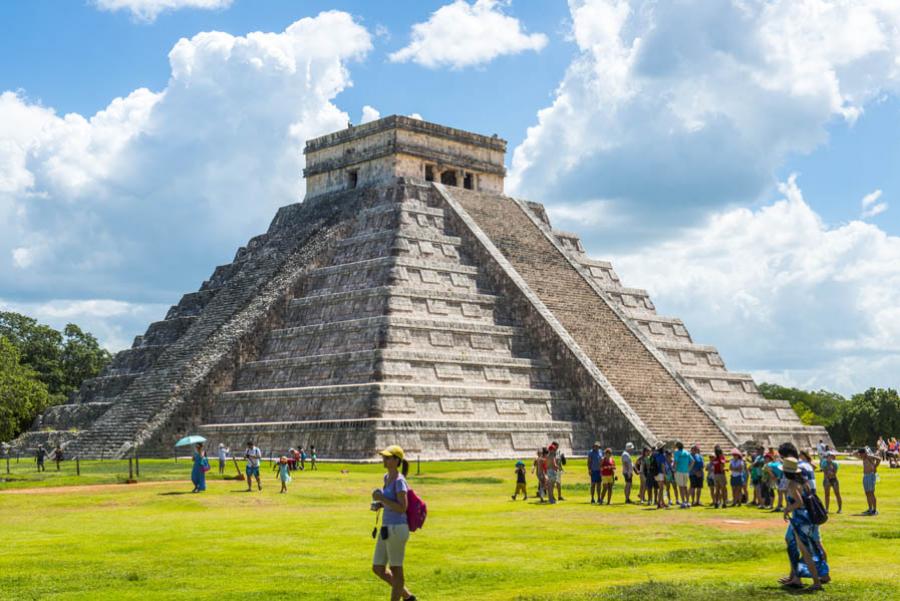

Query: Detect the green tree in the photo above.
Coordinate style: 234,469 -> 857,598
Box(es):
0,312 -> 110,403
758,383 -> 846,427
0,337 -> 52,442
837,388 -> 900,447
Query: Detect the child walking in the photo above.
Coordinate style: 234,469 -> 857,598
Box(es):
512,460 -> 528,500
277,456 -> 292,493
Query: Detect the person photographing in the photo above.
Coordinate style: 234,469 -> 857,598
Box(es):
371,445 -> 417,601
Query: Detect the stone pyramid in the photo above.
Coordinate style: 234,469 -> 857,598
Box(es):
17,116 -> 830,459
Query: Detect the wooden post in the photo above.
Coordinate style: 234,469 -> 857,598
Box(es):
5,454 -> 9,475
76,456 -> 80,477
134,444 -> 140,477
128,457 -> 135,483
417,455 -> 421,476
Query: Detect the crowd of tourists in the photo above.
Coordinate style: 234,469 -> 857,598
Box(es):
507,437 -> 890,593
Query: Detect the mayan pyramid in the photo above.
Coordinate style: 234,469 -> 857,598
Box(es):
16,116 -> 831,459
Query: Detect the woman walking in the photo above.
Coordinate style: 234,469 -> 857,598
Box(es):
780,457 -> 829,591
191,443 -> 208,493
371,445 -> 417,601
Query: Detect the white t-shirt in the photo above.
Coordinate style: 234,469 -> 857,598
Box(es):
218,447 -> 228,461
245,446 -> 262,467
621,451 -> 633,475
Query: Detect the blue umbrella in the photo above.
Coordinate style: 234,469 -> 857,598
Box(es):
175,435 -> 207,447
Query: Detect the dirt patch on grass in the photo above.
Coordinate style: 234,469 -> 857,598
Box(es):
706,518 -> 783,532
0,480 -> 191,495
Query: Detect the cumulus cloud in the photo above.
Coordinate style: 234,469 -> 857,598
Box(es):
861,189 -> 888,218
360,105 -> 381,124
389,0 -> 547,69
93,0 -> 232,22
611,175 -> 900,395
0,11 -> 372,347
508,0 -> 900,247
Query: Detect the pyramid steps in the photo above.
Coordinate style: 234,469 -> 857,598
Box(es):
440,185 -> 736,451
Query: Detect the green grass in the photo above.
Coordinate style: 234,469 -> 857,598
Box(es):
1,460 -> 898,600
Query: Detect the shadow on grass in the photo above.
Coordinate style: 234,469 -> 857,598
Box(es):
157,491 -> 193,496
515,579 -> 898,600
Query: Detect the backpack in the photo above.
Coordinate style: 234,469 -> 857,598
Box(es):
803,491 -> 828,525
406,489 -> 427,532
560,453 -> 567,466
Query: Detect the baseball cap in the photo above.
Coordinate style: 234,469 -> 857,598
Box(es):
379,445 -> 405,461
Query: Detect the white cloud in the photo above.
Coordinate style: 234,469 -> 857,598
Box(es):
360,105 -> 380,124
389,0 -> 547,69
861,189 -> 888,218
508,0 -> 900,245
0,12 -> 372,318
93,0 -> 232,22
611,175 -> 900,395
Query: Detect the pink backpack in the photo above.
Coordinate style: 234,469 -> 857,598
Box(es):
406,489 -> 427,532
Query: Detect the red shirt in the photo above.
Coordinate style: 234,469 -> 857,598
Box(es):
713,455 -> 727,474
601,456 -> 615,477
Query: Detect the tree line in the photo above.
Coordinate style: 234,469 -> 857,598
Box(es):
759,382 -> 900,447
0,311 -> 111,442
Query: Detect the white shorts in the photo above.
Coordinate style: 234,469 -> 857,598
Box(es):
675,472 -> 690,487
654,474 -> 666,483
373,524 -> 409,567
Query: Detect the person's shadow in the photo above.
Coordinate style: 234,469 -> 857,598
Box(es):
158,491 -> 193,496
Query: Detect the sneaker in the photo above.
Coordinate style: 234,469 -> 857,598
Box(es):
590,499 -> 596,504
511,495 -> 516,500
836,509 -> 841,514
872,510 -> 879,516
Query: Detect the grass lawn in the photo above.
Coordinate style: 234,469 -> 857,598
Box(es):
1,458 -> 898,600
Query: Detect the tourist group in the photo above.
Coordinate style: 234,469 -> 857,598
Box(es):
188,440 -> 318,494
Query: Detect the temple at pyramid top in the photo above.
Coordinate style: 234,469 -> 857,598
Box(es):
303,115 -> 507,198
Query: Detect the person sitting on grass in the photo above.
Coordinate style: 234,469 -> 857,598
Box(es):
512,460 -> 527,500
587,442 -> 602,504
244,440 -> 262,492
371,445 -> 417,601
820,451 -> 841,514
729,449 -> 746,507
858,447 -> 881,516
191,443 -> 208,493
277,456 -> 292,494
673,441 -> 692,509
780,457 -> 829,592
689,444 -> 704,507
599,447 -> 615,505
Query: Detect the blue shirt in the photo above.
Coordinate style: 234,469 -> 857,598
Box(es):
381,474 -> 409,526
767,461 -> 783,479
653,451 -> 667,474
690,453 -> 704,475
674,449 -> 692,473
587,449 -> 602,472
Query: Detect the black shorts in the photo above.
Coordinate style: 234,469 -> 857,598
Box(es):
624,474 -> 632,484
689,474 -> 704,488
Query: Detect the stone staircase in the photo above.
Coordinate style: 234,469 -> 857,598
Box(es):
16,187 -> 369,458
440,186 -> 737,452
197,181 -> 588,459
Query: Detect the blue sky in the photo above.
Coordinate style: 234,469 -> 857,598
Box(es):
1,0 -> 899,395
